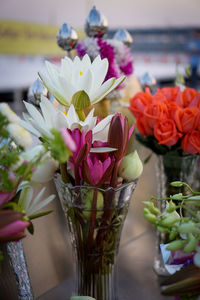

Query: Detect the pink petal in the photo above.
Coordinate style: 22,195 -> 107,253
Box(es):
60,128 -> 76,152
0,220 -> 29,237
0,192 -> 14,206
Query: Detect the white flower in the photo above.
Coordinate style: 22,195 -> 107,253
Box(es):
39,54 -> 125,106
0,103 -> 20,123
22,145 -> 59,183
7,123 -> 32,149
18,185 -> 55,217
21,95 -> 113,142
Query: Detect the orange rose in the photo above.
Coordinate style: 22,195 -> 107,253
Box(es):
137,115 -> 154,136
154,119 -> 182,146
129,90 -> 152,117
181,130 -> 200,154
165,101 -> 180,119
182,88 -> 199,107
144,101 -> 169,128
188,93 -> 200,109
174,107 -> 200,133
160,86 -> 182,105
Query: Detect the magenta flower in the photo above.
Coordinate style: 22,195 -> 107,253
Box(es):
0,210 -> 29,242
82,155 -> 114,186
0,192 -> 14,206
60,128 -> 77,152
108,113 -> 133,161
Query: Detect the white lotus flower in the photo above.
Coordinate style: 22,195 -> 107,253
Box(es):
39,54 -> 125,106
21,95 -> 113,142
21,145 -> 59,183
18,185 -> 55,217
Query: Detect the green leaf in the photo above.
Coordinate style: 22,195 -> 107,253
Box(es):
27,221 -> 34,235
29,210 -> 53,220
170,181 -> 184,187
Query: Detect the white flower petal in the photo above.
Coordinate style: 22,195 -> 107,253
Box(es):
90,78 -> 115,104
91,57 -> 108,91
90,147 -> 117,153
66,104 -> 79,128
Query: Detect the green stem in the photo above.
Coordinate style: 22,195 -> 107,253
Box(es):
60,163 -> 69,183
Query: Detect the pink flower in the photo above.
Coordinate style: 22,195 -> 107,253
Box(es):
60,128 -> 76,152
0,210 -> 29,242
0,192 -> 14,206
108,113 -> 133,161
82,155 -> 114,186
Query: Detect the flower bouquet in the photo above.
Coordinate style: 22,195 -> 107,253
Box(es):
144,181 -> 200,299
129,86 -> 200,275
19,54 -> 143,299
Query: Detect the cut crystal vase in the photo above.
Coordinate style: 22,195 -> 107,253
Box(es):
54,173 -> 137,300
154,153 -> 198,276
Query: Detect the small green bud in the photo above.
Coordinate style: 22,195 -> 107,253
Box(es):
149,202 -> 160,215
160,215 -> 180,227
178,222 -> 200,235
167,240 -> 186,251
71,90 -> 91,110
157,226 -> 169,233
171,193 -> 183,201
119,150 -> 143,181
170,181 -> 184,187
144,212 -> 157,224
166,200 -> 177,213
143,207 -> 150,214
184,233 -> 198,253
169,228 -> 178,240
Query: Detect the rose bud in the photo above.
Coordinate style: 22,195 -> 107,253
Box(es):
118,150 -> 143,181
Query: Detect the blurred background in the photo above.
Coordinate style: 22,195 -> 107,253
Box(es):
0,0 -> 200,104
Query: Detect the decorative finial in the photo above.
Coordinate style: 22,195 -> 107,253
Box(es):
56,23 -> 78,55
85,6 -> 108,38
27,79 -> 48,106
140,72 -> 157,91
113,29 -> 133,47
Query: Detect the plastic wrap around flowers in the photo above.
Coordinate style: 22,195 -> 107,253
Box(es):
77,37 -> 133,88
129,86 -> 200,155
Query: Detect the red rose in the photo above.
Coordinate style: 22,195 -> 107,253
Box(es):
182,88 -> 199,107
174,107 -> 200,133
137,115 -> 154,136
188,93 -> 200,109
154,119 -> 182,146
181,130 -> 200,154
160,86 -> 182,105
129,90 -> 152,117
165,101 -> 180,119
143,100 -> 169,128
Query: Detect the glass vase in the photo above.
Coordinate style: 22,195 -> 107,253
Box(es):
54,173 -> 137,300
154,153 -> 198,276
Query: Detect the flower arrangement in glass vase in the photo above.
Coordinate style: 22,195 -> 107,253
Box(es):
129,85 -> 200,275
143,181 -> 200,300
21,53 -> 143,300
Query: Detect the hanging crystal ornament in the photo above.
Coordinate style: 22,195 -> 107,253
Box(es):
27,78 -> 48,107
139,72 -> 157,92
113,29 -> 133,47
85,6 -> 108,38
56,23 -> 78,57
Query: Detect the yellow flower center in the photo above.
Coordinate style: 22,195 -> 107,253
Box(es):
80,71 -> 83,76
